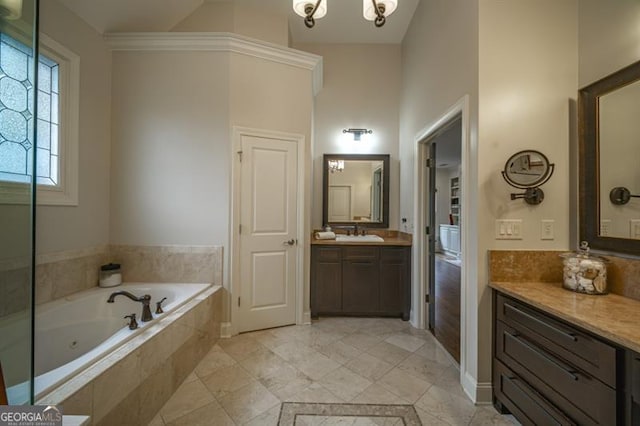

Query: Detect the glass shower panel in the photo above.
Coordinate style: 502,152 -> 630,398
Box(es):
0,0 -> 38,405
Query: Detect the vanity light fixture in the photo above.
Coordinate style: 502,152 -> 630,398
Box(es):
0,0 -> 22,19
293,0 -> 398,29
343,128 -> 373,141
328,159 -> 345,173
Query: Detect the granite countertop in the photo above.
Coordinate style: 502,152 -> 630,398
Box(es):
490,280 -> 640,353
311,230 -> 412,246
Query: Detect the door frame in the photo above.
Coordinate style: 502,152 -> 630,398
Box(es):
230,126 -> 306,335
413,94 -> 471,388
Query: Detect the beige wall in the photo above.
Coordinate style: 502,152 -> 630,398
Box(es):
171,1 -> 289,46
34,0 -> 112,254
229,53 -> 314,316
579,0 -> 640,241
399,0 -> 480,395
109,51 -> 230,247
109,48 -> 314,321
477,0 -> 578,399
295,43 -> 401,230
579,0 -> 640,87
400,0 -> 578,402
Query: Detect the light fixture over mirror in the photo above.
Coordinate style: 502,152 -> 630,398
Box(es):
343,128 -> 373,141
293,0 -> 398,28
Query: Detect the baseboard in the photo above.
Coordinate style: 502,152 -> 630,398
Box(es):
462,371 -> 493,404
301,311 -> 311,325
220,322 -> 235,338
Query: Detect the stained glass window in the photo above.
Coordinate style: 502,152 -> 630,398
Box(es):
0,33 -> 59,186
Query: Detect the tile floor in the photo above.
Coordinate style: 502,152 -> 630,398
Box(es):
149,317 -> 518,426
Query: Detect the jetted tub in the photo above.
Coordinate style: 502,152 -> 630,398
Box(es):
2,282 -> 212,404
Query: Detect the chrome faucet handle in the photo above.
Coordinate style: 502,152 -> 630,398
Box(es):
124,314 -> 138,330
155,297 -> 167,314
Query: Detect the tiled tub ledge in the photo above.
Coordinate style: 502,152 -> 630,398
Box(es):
37,285 -> 223,426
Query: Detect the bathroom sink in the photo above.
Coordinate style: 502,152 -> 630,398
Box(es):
335,235 -> 384,242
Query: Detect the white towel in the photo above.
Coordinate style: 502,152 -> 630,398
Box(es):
315,231 -> 336,240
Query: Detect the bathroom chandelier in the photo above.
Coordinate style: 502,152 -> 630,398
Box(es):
293,0 -> 398,28
328,159 -> 345,173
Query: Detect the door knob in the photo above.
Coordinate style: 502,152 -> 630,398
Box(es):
284,239 -> 296,246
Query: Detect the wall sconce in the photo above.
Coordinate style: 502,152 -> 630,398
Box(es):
342,128 -> 373,141
293,0 -> 397,29
502,150 -> 554,205
0,0 -> 22,20
328,159 -> 344,173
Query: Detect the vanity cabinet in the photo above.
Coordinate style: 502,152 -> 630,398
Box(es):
311,245 -> 410,320
493,292 -> 625,425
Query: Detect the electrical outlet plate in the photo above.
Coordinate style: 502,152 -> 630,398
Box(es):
541,220 -> 554,240
495,219 -> 523,240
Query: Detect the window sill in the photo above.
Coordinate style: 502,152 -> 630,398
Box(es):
0,181 -> 78,206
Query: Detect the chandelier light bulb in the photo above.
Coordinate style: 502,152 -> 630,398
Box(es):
362,0 -> 398,21
293,0 -> 327,19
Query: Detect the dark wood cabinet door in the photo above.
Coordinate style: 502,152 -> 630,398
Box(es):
379,248 -> 405,315
314,261 -> 342,313
342,260 -> 379,313
311,247 -> 342,316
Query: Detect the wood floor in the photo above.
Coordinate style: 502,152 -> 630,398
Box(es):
432,255 -> 461,363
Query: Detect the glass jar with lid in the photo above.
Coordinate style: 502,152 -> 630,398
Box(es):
99,263 -> 122,288
560,242 -> 608,295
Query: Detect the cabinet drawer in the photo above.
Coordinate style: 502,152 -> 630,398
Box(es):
496,321 -> 617,425
315,247 -> 341,262
494,360 -> 576,426
496,294 -> 617,387
380,247 -> 406,263
343,246 -> 378,260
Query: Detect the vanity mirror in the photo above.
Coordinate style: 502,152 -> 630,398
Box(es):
322,154 -> 390,228
580,60 -> 640,255
501,150 -> 554,205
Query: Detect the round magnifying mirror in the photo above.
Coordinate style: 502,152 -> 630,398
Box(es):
502,150 -> 553,189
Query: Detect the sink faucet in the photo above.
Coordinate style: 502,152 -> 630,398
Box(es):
354,223 -> 359,235
107,291 -> 153,322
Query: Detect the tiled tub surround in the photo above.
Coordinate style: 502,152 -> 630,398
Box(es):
110,245 -> 223,285
489,250 -> 640,301
0,244 -> 224,315
37,284 -> 223,426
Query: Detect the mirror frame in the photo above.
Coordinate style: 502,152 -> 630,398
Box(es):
322,154 -> 390,229
579,59 -> 640,255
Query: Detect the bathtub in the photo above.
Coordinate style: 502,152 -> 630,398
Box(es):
2,282 -> 212,404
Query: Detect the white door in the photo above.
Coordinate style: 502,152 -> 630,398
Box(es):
238,135 -> 298,332
328,185 -> 351,221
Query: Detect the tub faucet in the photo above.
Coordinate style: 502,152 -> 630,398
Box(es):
107,291 -> 153,322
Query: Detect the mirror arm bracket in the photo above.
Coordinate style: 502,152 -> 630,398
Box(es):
610,187 -> 640,205
510,188 -> 545,205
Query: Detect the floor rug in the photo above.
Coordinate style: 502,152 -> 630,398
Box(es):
277,402 -> 422,425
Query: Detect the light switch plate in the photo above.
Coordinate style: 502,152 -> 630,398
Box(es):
630,220 -> 640,240
600,219 -> 612,237
541,220 -> 554,240
495,219 -> 523,240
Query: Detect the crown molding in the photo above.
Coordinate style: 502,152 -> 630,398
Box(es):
105,32 -> 323,95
